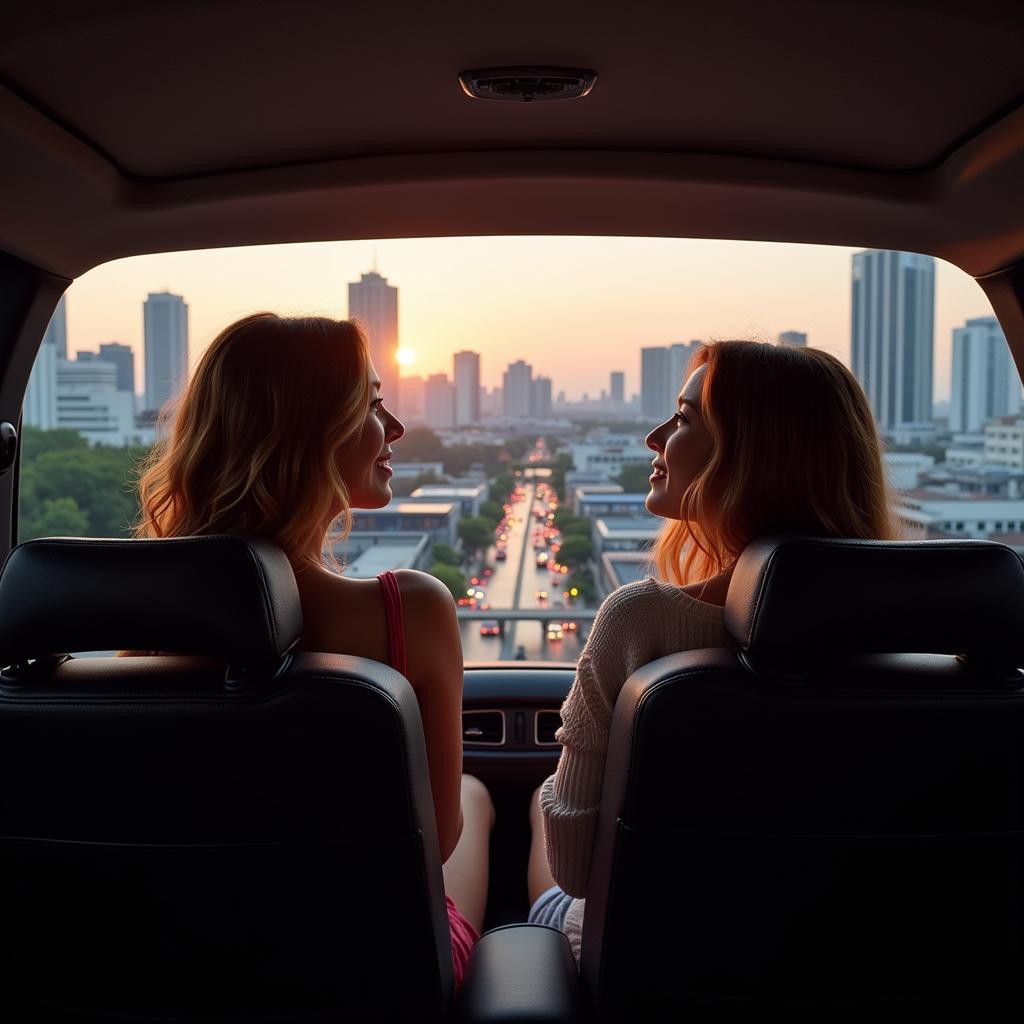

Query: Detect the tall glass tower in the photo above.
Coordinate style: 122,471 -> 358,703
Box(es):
348,270 -> 399,413
143,291 -> 189,413
851,250 -> 935,434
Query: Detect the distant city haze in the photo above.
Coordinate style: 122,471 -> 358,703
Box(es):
62,236 -> 995,403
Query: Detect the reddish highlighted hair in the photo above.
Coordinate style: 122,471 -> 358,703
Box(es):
654,340 -> 897,585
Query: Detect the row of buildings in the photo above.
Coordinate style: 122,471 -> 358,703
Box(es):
25,292 -> 188,446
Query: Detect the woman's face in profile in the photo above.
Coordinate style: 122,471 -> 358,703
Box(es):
337,362 -> 405,510
644,364 -> 715,520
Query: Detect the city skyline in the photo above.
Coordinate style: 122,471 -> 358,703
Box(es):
56,236 -> 995,402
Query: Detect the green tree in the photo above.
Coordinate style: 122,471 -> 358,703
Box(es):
478,500 -> 503,525
390,470 -> 443,498
458,516 -> 494,556
553,510 -> 592,537
19,434 -> 149,541
615,462 -> 654,494
493,471 -> 516,499
428,562 -> 468,601
432,542 -> 461,566
397,428 -> 445,463
557,534 -> 594,568
20,496 -> 89,540
568,565 -> 599,604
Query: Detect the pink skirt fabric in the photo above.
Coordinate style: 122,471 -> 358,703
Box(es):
446,894 -> 479,989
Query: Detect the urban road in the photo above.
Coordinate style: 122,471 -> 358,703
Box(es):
458,482 -> 588,665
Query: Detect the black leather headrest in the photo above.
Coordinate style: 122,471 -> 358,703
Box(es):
0,536 -> 302,666
725,536 -> 1024,675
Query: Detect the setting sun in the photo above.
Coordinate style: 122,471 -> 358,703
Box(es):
396,347 -> 416,367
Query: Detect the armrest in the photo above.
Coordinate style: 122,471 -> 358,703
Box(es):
455,923 -> 586,1023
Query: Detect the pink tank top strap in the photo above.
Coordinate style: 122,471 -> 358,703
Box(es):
377,570 -> 408,677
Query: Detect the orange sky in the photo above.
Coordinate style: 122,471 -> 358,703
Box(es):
62,236 -> 995,402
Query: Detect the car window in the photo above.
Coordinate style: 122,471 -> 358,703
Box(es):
19,236 -> 1010,663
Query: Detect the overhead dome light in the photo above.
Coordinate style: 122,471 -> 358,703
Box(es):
458,66 -> 597,103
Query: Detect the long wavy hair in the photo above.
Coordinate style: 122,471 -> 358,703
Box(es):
135,312 -> 371,566
654,340 -> 897,585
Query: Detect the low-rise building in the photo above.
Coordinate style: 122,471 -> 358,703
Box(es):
571,484 -> 623,516
884,452 -> 935,491
599,552 -> 652,595
409,482 -> 489,518
895,493 -> 1024,540
576,492 -> 650,519
945,435 -> 986,468
984,417 -> 1024,470
333,531 -> 433,577
569,436 -> 652,480
352,501 -> 460,547
917,464 -> 1024,499
593,514 -> 661,556
390,461 -> 445,481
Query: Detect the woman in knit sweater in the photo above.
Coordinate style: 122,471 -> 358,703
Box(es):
527,339 -> 896,960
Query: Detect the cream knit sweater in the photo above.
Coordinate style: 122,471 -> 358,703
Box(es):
539,576 -> 729,956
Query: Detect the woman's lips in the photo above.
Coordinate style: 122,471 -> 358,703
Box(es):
375,460 -> 393,477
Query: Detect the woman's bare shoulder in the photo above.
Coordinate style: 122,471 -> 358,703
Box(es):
393,568 -> 456,605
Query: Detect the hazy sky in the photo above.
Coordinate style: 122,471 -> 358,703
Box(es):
63,236 -> 994,402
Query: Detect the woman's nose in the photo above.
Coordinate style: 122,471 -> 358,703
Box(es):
387,413 -> 406,442
646,425 -> 665,452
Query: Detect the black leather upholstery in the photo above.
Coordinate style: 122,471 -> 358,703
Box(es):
0,536 -> 302,666
583,538 -> 1024,1021
457,925 -> 585,1023
726,536 -> 1024,677
0,538 -> 455,1022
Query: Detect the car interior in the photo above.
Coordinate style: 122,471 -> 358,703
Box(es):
2,2 -> 1024,1020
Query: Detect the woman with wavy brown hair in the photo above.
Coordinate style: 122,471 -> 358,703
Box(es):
525,339 -> 897,960
134,312 -> 491,986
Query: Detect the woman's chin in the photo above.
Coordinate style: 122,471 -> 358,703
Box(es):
645,488 -> 676,520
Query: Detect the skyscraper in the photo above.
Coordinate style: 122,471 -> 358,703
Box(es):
424,374 -> 455,429
348,270 -> 399,413
42,295 -> 68,359
950,316 -> 1020,432
502,360 -> 533,418
641,347 -> 669,420
531,376 -> 553,419
99,342 -> 136,394
453,350 -> 481,425
143,291 -> 189,412
399,374 -> 426,423
610,371 -> 625,405
641,342 -> 700,420
778,330 -> 808,347
851,250 -> 935,433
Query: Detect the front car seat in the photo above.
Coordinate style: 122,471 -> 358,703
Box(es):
582,537 -> 1024,1022
0,535 -> 456,1022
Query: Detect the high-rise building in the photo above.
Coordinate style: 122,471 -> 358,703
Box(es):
348,270 -> 399,413
42,295 -> 68,359
851,250 -> 935,433
531,376 -> 553,419
24,342 -> 58,429
60,358 -> 118,391
99,342 -> 136,394
502,360 -> 533,418
453,350 -> 481,425
641,347 -> 669,419
951,316 -> 1020,433
610,371 -> 625,405
399,374 -> 426,423
424,373 -> 455,429
641,342 -> 700,419
778,330 -> 808,347
144,291 -> 189,412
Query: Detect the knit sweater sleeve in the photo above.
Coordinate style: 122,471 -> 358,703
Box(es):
538,583 -> 649,897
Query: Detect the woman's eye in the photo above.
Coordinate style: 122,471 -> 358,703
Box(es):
674,411 -> 686,425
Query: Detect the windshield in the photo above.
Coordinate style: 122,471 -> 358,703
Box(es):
19,236 -> 1008,662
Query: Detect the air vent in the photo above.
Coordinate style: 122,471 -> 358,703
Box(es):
463,709 -> 505,746
458,67 -> 597,103
535,710 -> 562,746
